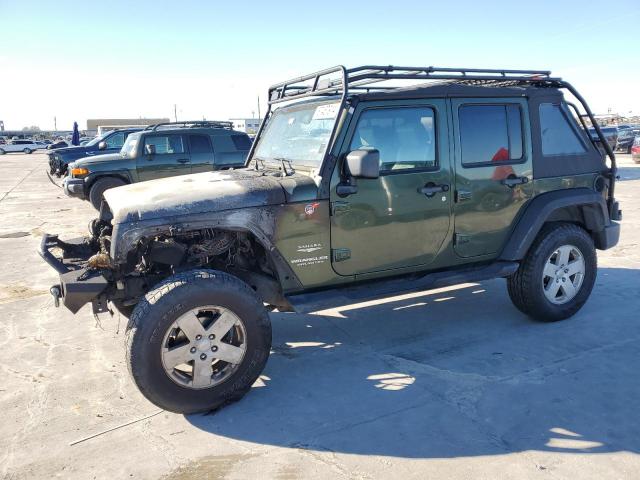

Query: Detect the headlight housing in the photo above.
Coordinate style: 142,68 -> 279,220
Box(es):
70,167 -> 89,178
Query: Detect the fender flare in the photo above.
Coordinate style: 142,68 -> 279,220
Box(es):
86,171 -> 132,192
500,188 -> 610,261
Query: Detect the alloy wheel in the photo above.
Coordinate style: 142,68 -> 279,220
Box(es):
542,244 -> 585,305
160,305 -> 247,389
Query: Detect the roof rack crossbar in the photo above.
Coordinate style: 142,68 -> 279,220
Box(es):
267,65 -> 560,105
145,120 -> 234,131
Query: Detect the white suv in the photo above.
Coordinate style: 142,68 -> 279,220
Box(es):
0,139 -> 47,154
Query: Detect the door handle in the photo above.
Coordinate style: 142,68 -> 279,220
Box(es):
418,182 -> 449,198
501,175 -> 529,188
177,158 -> 190,164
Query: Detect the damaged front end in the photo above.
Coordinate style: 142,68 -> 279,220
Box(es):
39,233 -> 113,314
39,212 -> 293,316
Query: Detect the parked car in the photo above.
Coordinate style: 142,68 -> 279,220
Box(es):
63,121 -> 251,209
632,136 -> 640,163
47,140 -> 68,150
588,126 -> 618,151
616,127 -> 640,153
47,128 -> 142,177
0,139 -> 47,154
40,65 -> 620,414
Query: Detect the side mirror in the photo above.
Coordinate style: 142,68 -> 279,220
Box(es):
98,141 -> 107,150
145,144 -> 156,156
345,149 -> 380,179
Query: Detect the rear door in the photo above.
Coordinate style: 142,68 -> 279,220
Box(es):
188,134 -> 215,173
330,99 -> 452,275
136,133 -> 190,181
451,98 -> 533,257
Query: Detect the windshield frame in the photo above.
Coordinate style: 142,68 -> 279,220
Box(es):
250,96 -> 344,171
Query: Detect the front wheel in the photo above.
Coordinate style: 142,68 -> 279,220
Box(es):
23,148 -> 32,154
125,269 -> 272,414
88,177 -> 127,210
0,148 -> 5,155
507,223 -> 597,322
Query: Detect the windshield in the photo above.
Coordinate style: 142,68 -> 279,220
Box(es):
121,132 -> 141,157
85,132 -> 114,147
253,100 -> 341,168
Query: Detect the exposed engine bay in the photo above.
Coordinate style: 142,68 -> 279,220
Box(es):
73,218 -> 291,313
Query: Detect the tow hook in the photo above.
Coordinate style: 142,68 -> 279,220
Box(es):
50,285 -> 62,308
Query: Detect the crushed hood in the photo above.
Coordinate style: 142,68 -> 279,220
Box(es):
104,169 -> 291,224
51,145 -> 89,155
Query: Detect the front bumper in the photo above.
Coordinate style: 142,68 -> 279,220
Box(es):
38,234 -> 109,313
63,177 -> 87,199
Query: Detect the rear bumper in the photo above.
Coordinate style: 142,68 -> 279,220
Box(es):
63,178 -> 87,199
594,221 -> 620,251
38,234 -> 109,313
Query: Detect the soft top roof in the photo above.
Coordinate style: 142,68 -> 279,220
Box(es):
354,82 -> 563,101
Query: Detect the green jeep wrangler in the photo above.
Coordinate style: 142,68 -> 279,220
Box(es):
40,66 -> 621,414
63,121 -> 252,209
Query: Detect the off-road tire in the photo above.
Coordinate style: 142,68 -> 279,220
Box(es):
507,223 -> 597,322
88,177 -> 126,210
23,148 -> 32,154
125,269 -> 272,414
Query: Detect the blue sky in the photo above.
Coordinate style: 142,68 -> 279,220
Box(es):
2,0 -> 639,130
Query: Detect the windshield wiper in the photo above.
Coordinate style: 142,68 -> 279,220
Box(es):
253,157 -> 266,171
273,157 -> 295,177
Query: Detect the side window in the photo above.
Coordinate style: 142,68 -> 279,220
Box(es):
349,107 -> 437,172
211,135 -> 234,152
539,103 -> 586,156
459,104 -> 523,166
189,134 -> 213,154
231,134 -> 252,151
105,132 -> 125,149
144,135 -> 185,155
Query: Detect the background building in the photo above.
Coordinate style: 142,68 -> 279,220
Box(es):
230,118 -> 262,136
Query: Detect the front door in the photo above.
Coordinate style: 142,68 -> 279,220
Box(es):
136,134 -> 191,181
450,98 -> 533,257
330,100 -> 451,276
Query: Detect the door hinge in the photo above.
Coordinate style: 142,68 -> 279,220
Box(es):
332,248 -> 351,262
330,201 -> 350,216
454,233 -> 471,245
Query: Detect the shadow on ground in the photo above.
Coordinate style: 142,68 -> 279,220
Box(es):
186,267 -> 640,459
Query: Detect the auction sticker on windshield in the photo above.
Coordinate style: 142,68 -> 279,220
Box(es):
312,103 -> 340,120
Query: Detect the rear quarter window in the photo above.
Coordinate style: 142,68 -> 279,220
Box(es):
231,134 -> 252,151
539,103 -> 587,156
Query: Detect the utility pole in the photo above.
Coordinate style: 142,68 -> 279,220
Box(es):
174,104 -> 178,122
54,116 -> 57,131
257,96 -> 261,120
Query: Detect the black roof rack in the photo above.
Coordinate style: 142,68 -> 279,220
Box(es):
268,65 -> 563,105
144,120 -> 234,131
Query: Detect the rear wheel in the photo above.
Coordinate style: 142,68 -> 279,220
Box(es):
507,223 -> 597,322
88,177 -> 127,210
125,269 -> 271,414
23,148 -> 32,154
0,148 -> 5,155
